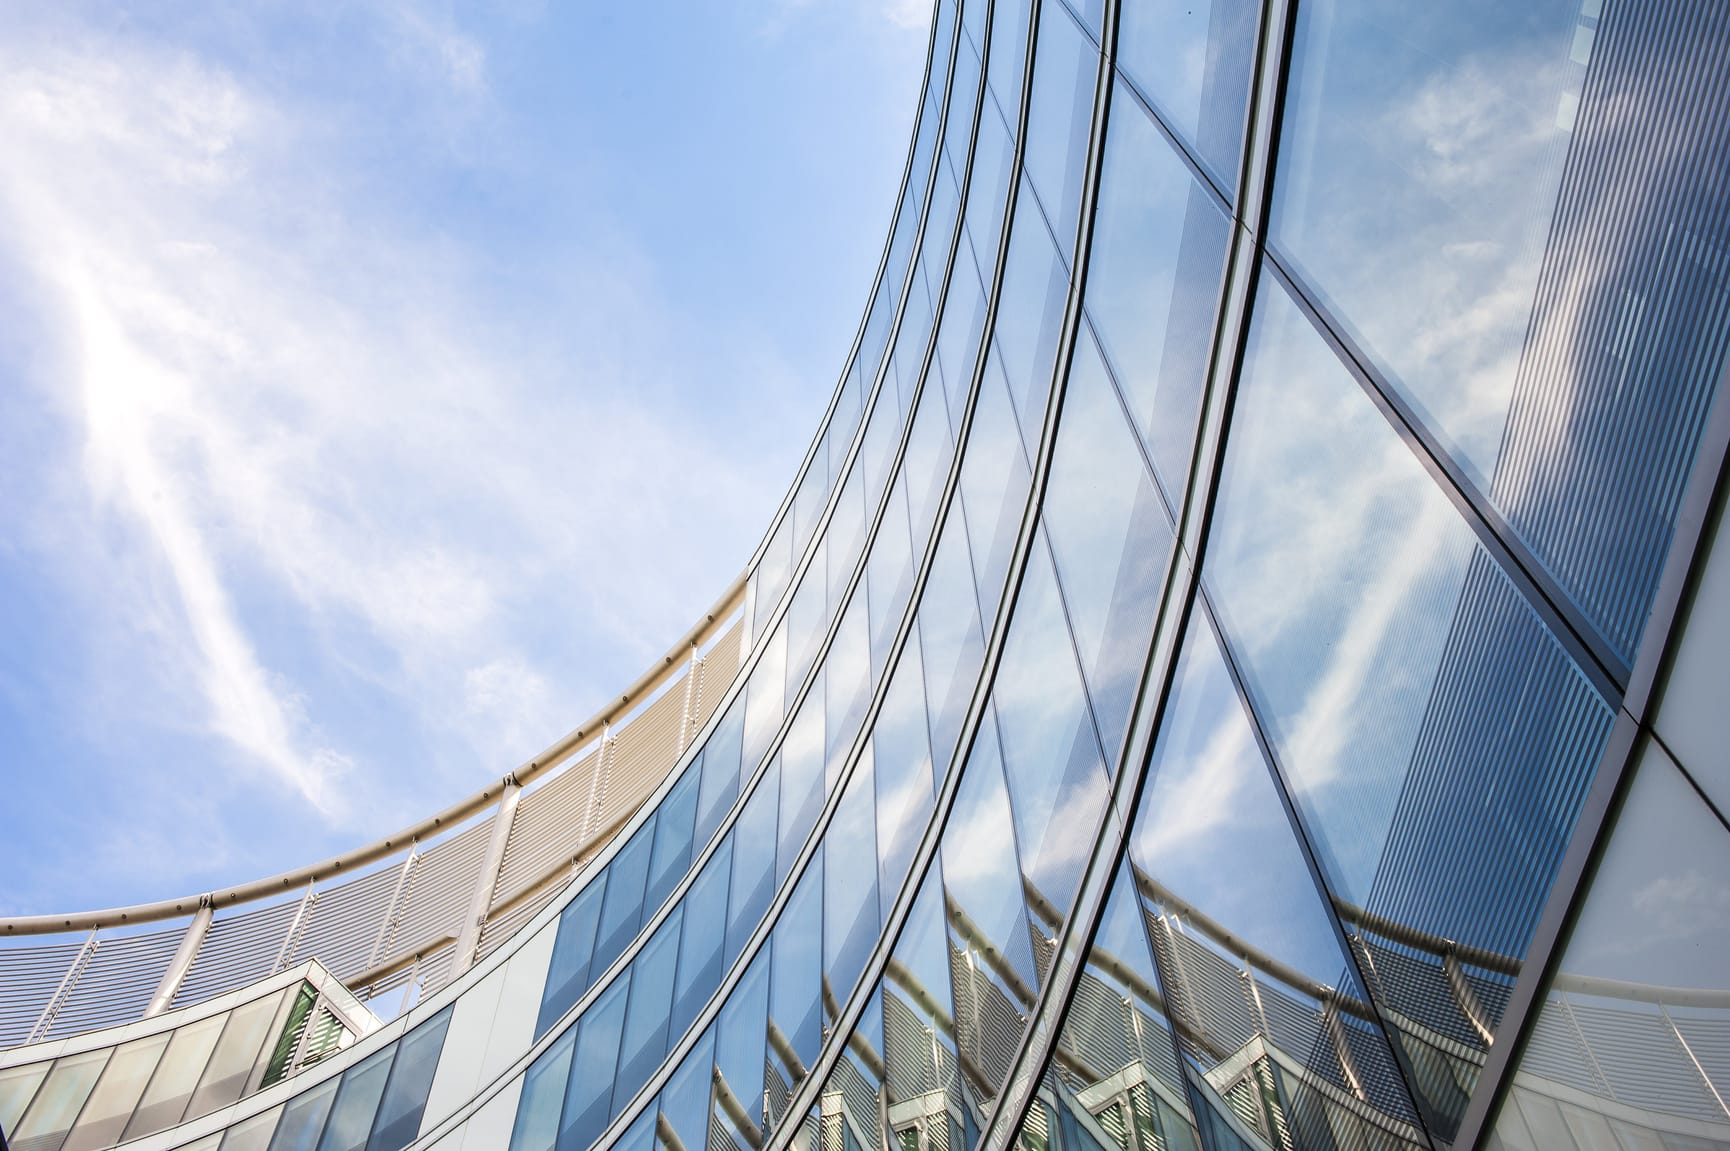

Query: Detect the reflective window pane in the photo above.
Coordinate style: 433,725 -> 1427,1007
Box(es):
778,686 -> 827,885
1205,279 -> 1614,1136
509,1027 -> 575,1151
645,765 -> 701,911
987,0 -> 1033,134
916,515 -> 986,768
266,1075 -> 339,1151
941,717 -> 1041,1059
990,544 -> 1110,915
656,1026 -> 717,1151
872,644 -> 936,899
316,1045 -> 395,1151
694,697 -> 746,847
592,822 -> 655,977
714,951 -> 772,1144
1023,1 -> 1098,259
866,477 -> 916,682
222,1105 -> 282,1151
189,991 -> 284,1120
1083,82 -> 1229,506
63,1036 -> 166,1151
671,841 -> 731,1044
1041,330 -> 1174,761
1273,0 -> 1730,663
742,622 -> 789,773
0,1063 -> 49,1136
1130,616 -> 1424,1149
823,758 -> 881,999
125,1013 -> 226,1139
991,189 -> 1070,444
767,862 -> 825,1124
539,873 -> 607,1038
727,756 -> 782,967
960,358 -> 1034,616
1116,0 -> 1257,190
613,909 -> 683,1111
558,972 -> 631,1151
367,1005 -> 452,1151
1492,741 -> 1730,1150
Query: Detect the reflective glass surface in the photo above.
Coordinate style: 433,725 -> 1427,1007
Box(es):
1116,0 -> 1257,191
1491,741 -> 1730,1150
1206,279 -> 1615,1135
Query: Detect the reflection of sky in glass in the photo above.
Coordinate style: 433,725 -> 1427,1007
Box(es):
1274,0 -> 1588,491
1117,0 -> 1258,193
1559,743 -> 1730,990
1131,619 -> 1356,987
1204,279 -> 1474,902
1022,0 -> 1097,262
1083,84 -> 1229,507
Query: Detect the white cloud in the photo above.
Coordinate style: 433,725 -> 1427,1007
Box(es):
0,9 -> 781,834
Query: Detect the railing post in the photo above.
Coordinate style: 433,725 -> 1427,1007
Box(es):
144,900 -> 213,1018
274,883 -> 318,974
677,643 -> 702,754
453,776 -> 522,976
28,929 -> 99,1043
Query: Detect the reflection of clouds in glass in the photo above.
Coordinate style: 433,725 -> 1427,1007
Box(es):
1207,282 -> 1477,899
1559,743 -> 1730,990
1276,3 -> 1582,488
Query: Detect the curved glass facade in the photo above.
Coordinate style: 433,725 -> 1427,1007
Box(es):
4,2 -> 1730,1151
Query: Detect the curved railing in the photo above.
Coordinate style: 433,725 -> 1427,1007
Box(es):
0,576 -> 745,1046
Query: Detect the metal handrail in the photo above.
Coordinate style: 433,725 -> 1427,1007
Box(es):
0,573 -> 744,938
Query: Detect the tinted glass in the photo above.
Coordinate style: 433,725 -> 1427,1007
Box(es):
62,1036 -> 166,1151
557,973 -> 630,1151
1023,1 -> 1098,258
509,1027 -> 575,1151
367,1005 -> 452,1151
671,838 -> 730,1037
1117,0 -> 1257,190
538,873 -> 607,1038
315,1045 -> 395,1151
592,824 -> 654,976
1083,83 -> 1230,506
266,1076 -> 338,1151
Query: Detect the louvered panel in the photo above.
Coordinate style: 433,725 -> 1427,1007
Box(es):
594,685 -> 689,834
492,748 -> 601,906
282,864 -> 399,982
477,875 -> 571,963
694,622 -> 746,732
1672,1014 -> 1730,1107
1354,941 -> 1480,1049
172,898 -> 300,1010
1158,925 -> 1255,1059
1517,1000 -> 1612,1098
830,1048 -> 881,1145
0,941 -> 83,1047
389,819 -> 493,960
1570,1000 -> 1726,1124
45,928 -> 181,1039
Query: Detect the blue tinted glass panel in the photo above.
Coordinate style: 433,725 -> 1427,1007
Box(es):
1117,0 -> 1256,191
987,0 -> 1032,134
784,557 -> 828,701
742,622 -> 789,773
935,238 -> 988,432
316,1046 -> 394,1151
1023,1 -> 1098,258
727,756 -> 782,966
916,516 -> 986,767
613,908 -> 683,1111
645,766 -> 700,911
960,357 -> 1033,615
267,1077 -> 338,1151
557,973 -> 630,1151
941,719 -> 1040,1014
825,598 -> 872,791
823,758 -> 880,998
991,187 -> 1069,441
965,106 -> 1015,281
990,543 -> 1109,912
1273,0 -> 1730,663
366,1005 -> 452,1151
715,951 -> 772,1141
1084,82 -> 1230,505
656,1027 -> 717,1151
1041,329 -> 1173,760
510,1026 -> 574,1151
671,838 -> 731,1039
1131,615 -> 1423,1146
871,644 -> 936,899
866,478 -> 916,682
777,689 -> 827,884
769,860 -> 825,1089
902,363 -> 958,556
694,697 -> 745,846
1206,279 -> 1614,1137
539,872 -> 606,1038
592,823 -> 654,977
828,466 -> 868,617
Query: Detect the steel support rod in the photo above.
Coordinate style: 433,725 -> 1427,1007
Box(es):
144,901 -> 213,1018
453,776 -> 522,975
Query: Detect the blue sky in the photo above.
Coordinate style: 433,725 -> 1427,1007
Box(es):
0,0 -> 926,914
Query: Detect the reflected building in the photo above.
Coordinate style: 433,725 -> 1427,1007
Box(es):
3,1 -> 1730,1150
